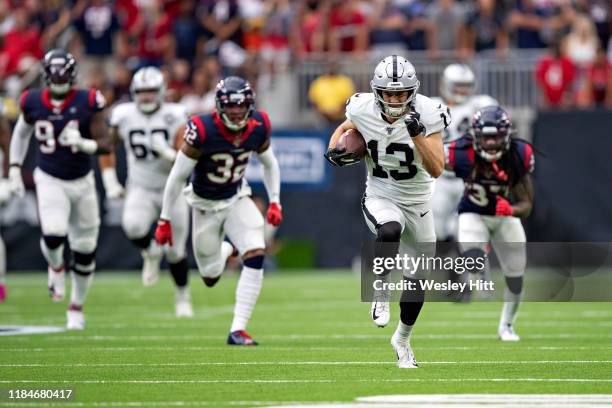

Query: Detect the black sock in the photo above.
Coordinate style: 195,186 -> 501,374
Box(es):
169,258 -> 189,288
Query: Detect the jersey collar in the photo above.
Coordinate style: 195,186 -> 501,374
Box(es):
213,111 -> 261,147
42,88 -> 77,113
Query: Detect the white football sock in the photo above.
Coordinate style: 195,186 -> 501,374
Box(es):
230,266 -> 263,332
392,320 -> 413,345
175,285 -> 190,300
0,235 -> 5,284
70,272 -> 93,307
499,287 -> 521,329
40,239 -> 64,270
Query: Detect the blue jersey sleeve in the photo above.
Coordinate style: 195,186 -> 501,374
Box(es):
183,115 -> 206,150
448,136 -> 475,181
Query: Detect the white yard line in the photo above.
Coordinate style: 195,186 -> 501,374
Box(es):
1,360 -> 611,368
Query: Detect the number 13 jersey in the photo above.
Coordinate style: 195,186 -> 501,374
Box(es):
110,102 -> 187,190
345,93 -> 450,206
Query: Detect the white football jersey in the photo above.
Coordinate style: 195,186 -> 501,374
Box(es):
346,93 -> 449,206
431,94 -> 498,143
110,102 -> 187,190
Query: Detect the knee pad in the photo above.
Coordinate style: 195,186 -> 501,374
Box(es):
43,235 -> 65,250
166,246 -> 187,264
130,236 -> 151,250
376,221 -> 402,243
72,251 -> 96,275
505,276 -> 523,295
243,254 -> 264,270
198,256 -> 224,279
122,218 -> 150,241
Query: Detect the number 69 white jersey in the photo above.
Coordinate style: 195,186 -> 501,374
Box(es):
345,93 -> 450,206
110,102 -> 187,190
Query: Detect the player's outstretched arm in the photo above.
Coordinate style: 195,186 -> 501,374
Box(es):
257,141 -> 282,226
508,174 -> 533,218
155,144 -> 199,246
7,114 -> 34,197
88,111 -> 112,154
98,126 -> 124,199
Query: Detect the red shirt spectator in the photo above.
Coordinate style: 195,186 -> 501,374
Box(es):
137,6 -> 172,63
536,49 -> 576,108
586,48 -> 611,107
328,1 -> 367,53
0,8 -> 42,78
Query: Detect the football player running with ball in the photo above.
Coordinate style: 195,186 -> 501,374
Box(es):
8,49 -> 112,329
326,55 -> 450,368
154,76 -> 282,345
100,67 -> 194,317
447,106 -> 534,341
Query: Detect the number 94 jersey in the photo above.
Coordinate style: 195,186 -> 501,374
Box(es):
110,102 -> 187,189
183,110 -> 271,201
346,93 -> 449,206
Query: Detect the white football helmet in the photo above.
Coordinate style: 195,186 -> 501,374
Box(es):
440,63 -> 476,105
130,67 -> 166,113
371,55 -> 420,119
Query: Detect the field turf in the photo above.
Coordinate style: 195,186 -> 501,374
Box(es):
0,271 -> 611,407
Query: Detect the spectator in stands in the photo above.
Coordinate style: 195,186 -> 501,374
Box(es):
171,0 -> 204,62
33,0 -> 71,50
199,0 -> 244,51
563,14 -> 600,107
135,0 -> 172,67
583,43 -> 611,108
293,0 -> 328,59
427,0 -> 466,56
400,0 -> 436,55
583,0 -> 610,51
259,0 -> 294,79
72,0 -> 123,82
460,0 -> 509,58
507,0 -> 547,49
368,0 -> 409,58
327,0 -> 368,56
535,37 -> 576,109
0,7 -> 42,79
308,58 -> 355,126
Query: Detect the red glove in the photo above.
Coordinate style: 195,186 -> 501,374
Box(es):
266,203 -> 283,226
495,196 -> 514,217
154,219 -> 173,246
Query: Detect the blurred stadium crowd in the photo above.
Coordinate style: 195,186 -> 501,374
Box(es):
0,0 -> 609,122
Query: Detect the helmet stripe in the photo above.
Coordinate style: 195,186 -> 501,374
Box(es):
392,55 -> 398,81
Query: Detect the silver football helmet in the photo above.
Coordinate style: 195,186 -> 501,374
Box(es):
130,66 -> 166,113
371,55 -> 419,119
440,63 -> 476,105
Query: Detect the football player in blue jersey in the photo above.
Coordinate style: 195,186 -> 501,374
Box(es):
0,112 -> 10,302
8,49 -> 113,329
154,76 -> 282,345
447,106 -> 534,341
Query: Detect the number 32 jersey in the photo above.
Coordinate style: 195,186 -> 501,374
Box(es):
184,110 -> 270,201
345,93 -> 449,206
110,102 -> 187,190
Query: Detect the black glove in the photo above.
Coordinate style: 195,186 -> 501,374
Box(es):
404,110 -> 426,138
324,147 -> 359,167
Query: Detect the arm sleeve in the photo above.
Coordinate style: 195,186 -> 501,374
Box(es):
9,115 -> 34,166
159,151 -> 197,220
257,146 -> 281,204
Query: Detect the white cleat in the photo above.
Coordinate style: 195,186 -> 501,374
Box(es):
66,306 -> 85,330
391,337 -> 419,368
370,301 -> 390,327
141,243 -> 162,287
498,325 -> 520,341
48,265 -> 65,302
175,290 -> 193,318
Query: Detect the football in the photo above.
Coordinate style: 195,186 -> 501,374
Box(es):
337,128 -> 366,161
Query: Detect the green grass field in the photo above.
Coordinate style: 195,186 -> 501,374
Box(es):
1,271 -> 611,407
